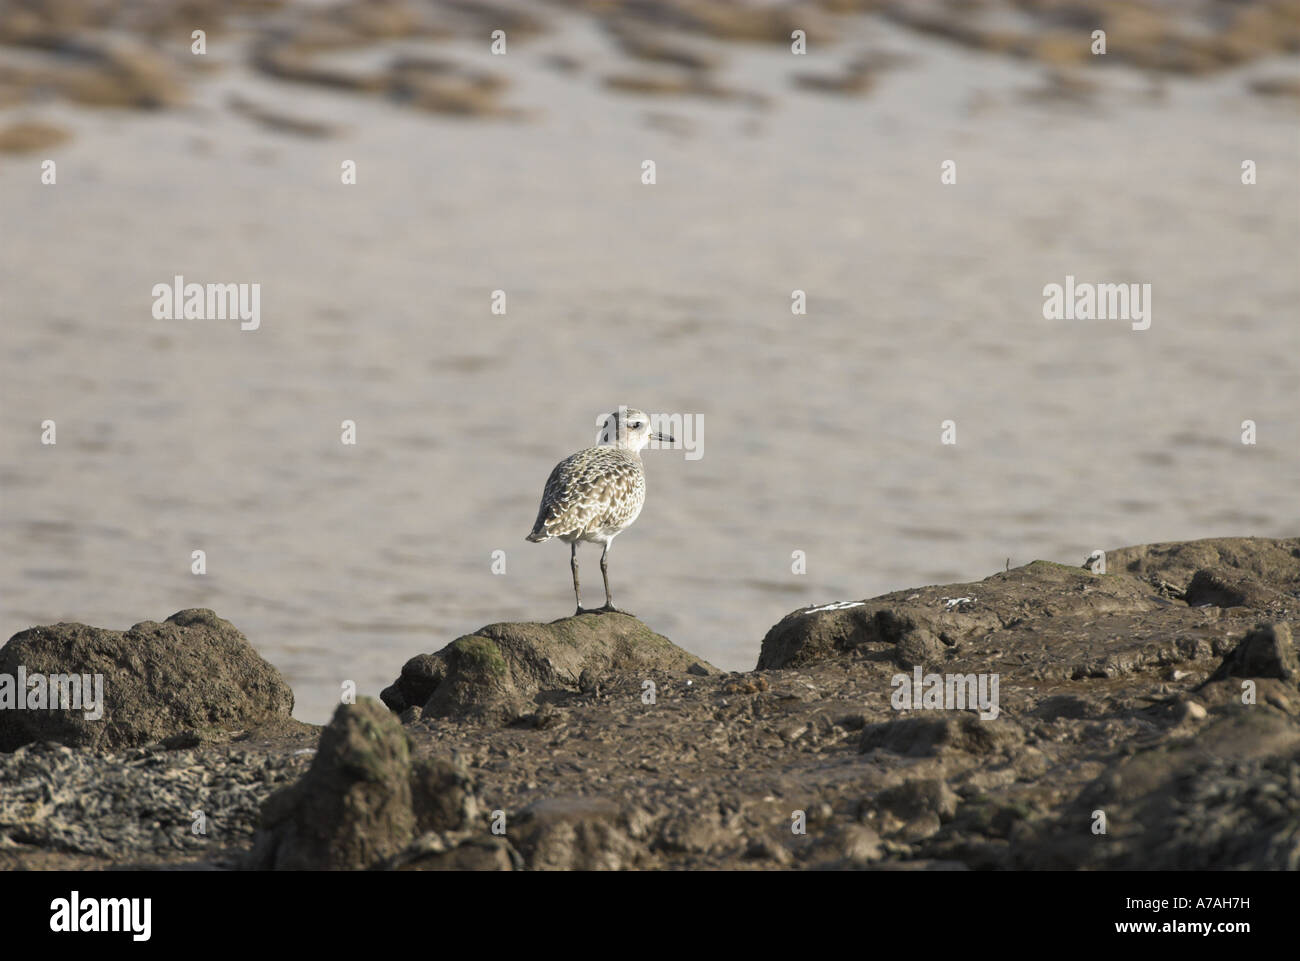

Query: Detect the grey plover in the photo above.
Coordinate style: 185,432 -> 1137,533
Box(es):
526,406 -> 674,615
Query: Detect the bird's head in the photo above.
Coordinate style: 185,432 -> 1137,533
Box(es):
598,406 -> 674,452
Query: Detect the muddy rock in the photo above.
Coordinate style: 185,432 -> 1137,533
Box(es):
656,811 -> 731,855
383,653 -> 446,713
859,714 -> 1024,758
385,831 -> 518,871
804,823 -> 884,868
1184,569 -> 1291,612
761,540 -> 1300,679
511,796 -> 647,870
1108,536 -> 1300,595
6,537 -> 1300,870
874,778 -> 961,823
381,613 -> 716,723
758,558 -> 1166,670
249,700 -> 508,871
1012,708 -> 1300,870
410,754 -> 481,833
250,699 -> 416,870
1203,622 -> 1298,686
0,609 -> 295,753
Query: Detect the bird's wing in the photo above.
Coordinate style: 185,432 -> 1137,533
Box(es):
531,449 -> 640,537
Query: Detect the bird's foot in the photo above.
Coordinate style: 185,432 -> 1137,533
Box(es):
574,604 -> 634,617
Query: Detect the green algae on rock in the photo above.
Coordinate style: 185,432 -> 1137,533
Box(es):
381,612 -> 716,723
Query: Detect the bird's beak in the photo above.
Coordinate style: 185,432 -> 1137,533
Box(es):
653,432 -> 675,444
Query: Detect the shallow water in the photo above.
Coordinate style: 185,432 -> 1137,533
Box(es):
2,19 -> 1297,722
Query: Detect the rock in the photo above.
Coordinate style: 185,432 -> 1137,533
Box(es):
250,699 -> 417,870
1185,569 -> 1288,611
722,675 -> 769,695
656,813 -> 729,855
743,836 -> 793,864
6,537 -> 1300,871
859,715 -> 1023,758
0,609 -> 295,752
421,634 -> 530,723
894,627 -> 948,669
834,712 -> 869,731
1176,700 -> 1208,723
1203,623 -> 1298,685
511,702 -> 562,730
777,721 -> 808,743
250,701 -> 506,871
381,613 -> 715,722
1018,709 -> 1300,870
758,559 -> 1163,670
385,832 -> 517,871
159,730 -> 203,750
511,796 -> 646,870
410,755 -> 480,834
758,603 -> 883,669
875,778 -> 961,823
1108,537 -> 1300,594
381,654 -> 445,714
899,812 -> 943,842
807,824 -> 883,867
839,824 -> 884,863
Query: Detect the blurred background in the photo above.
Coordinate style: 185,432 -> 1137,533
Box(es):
1,0 -> 1298,723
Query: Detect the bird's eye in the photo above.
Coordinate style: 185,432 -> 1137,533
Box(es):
630,422 -> 642,429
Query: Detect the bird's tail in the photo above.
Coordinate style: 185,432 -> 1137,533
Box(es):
525,528 -> 550,543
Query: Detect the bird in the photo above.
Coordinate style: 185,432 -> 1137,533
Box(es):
526,406 -> 674,616
1082,550 -> 1106,574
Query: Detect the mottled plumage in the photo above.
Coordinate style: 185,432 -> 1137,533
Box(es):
526,406 -> 674,615
528,446 -> 646,543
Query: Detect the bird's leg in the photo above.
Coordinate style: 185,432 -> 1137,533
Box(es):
571,541 -> 584,616
600,543 -> 612,609
597,543 -> 631,615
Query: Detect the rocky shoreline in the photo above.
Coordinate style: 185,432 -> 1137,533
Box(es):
1,535 -> 1298,870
